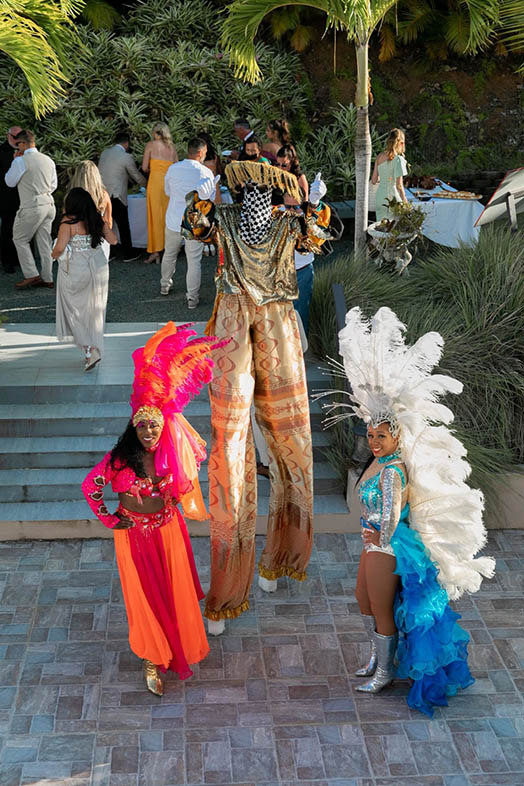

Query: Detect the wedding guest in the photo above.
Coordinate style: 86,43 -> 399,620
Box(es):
239,136 -> 270,164
229,118 -> 254,160
371,128 -> 408,222
262,119 -> 291,163
98,131 -> 146,262
160,137 -> 214,307
0,125 -> 21,273
66,161 -> 112,259
199,132 -> 223,204
276,145 -> 309,203
5,129 -> 57,289
141,123 -> 178,264
53,188 -> 117,371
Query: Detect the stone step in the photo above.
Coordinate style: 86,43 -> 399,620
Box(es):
0,493 -> 350,524
0,359 -> 330,404
0,430 -> 333,470
0,399 -> 327,437
0,462 -> 341,503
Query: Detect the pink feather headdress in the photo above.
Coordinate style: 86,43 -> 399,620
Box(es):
130,322 -> 228,520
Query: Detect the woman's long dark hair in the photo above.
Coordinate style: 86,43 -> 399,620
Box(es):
277,144 -> 302,177
110,420 -> 147,477
62,187 -> 104,248
268,118 -> 291,146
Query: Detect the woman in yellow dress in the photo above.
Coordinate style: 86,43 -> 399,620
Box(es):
141,123 -> 178,264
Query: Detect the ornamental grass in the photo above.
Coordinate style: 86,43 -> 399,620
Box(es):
310,225 -> 524,505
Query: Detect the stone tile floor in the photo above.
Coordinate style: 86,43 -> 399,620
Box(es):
1,531 -> 523,786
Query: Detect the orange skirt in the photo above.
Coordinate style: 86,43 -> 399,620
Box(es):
113,501 -> 209,676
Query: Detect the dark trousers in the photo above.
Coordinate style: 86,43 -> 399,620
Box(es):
0,209 -> 20,272
294,263 -> 314,335
111,197 -> 133,254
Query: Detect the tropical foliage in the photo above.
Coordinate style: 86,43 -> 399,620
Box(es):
0,0 -> 84,117
309,225 -> 524,500
378,0 -> 524,64
0,0 -> 310,181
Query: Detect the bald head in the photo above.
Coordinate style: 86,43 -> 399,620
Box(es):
7,126 -> 22,149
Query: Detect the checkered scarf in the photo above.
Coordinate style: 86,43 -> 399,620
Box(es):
239,185 -> 273,245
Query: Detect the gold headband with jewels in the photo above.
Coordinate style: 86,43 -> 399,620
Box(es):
132,405 -> 165,429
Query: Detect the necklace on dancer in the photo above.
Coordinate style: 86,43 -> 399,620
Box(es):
378,451 -> 401,464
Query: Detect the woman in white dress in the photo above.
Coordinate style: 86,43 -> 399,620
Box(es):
66,161 -> 113,260
53,188 -> 117,371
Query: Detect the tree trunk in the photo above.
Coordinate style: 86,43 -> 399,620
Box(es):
354,40 -> 372,255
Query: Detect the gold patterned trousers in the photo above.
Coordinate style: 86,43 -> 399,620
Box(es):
204,294 -> 314,620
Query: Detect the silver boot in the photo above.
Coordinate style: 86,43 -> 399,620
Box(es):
355,631 -> 398,693
355,615 -> 377,677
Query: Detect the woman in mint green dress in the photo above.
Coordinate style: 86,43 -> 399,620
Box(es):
371,129 -> 408,221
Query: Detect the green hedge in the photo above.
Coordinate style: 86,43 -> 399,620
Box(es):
0,0 -> 383,199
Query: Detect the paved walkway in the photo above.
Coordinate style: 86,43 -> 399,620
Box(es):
1,530 -> 523,786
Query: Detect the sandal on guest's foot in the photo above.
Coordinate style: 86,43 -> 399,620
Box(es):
84,346 -> 101,371
143,254 -> 160,265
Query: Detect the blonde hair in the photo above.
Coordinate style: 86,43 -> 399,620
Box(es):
151,122 -> 174,148
385,128 -> 405,161
67,160 -> 106,212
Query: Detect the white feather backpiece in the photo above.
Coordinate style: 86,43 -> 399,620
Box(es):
336,306 -> 495,600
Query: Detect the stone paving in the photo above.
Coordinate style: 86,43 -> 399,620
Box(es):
1,530 -> 523,786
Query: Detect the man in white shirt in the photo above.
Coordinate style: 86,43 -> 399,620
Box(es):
98,131 -> 146,262
5,129 -> 57,289
160,137 -> 214,307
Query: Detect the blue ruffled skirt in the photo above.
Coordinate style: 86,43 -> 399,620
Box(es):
391,505 -> 474,717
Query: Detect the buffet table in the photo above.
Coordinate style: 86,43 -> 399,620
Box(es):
128,193 -> 148,248
405,180 -> 483,248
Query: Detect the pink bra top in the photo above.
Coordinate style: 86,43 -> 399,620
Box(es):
82,452 -> 176,529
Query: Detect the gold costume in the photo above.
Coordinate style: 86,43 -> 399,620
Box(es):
183,170 -> 342,620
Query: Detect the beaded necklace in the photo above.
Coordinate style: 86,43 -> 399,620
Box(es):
378,451 -> 401,464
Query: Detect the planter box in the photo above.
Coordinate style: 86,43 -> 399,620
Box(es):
346,467 -> 524,531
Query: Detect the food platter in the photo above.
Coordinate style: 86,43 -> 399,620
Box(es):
431,190 -> 482,200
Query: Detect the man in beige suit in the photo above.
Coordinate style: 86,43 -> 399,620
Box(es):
5,129 -> 57,289
98,131 -> 146,262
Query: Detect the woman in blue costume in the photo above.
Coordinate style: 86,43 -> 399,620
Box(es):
322,307 -> 495,717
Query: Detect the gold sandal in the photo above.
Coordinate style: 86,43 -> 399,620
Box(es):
143,659 -> 163,696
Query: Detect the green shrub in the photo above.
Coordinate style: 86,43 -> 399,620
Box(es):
0,1 -> 381,199
0,0 -> 311,182
310,225 -> 524,502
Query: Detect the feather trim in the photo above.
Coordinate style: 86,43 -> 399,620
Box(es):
330,306 -> 495,599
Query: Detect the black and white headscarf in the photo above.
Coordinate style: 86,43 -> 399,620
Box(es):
239,184 -> 272,245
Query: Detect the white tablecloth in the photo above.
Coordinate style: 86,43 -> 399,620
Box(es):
406,181 -> 483,248
127,193 -> 148,248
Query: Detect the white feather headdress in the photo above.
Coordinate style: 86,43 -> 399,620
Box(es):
324,306 -> 495,600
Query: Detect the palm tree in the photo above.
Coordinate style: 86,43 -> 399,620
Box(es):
221,0 -> 500,252
0,0 -> 84,118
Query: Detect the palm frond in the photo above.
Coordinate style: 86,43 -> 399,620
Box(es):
498,0 -> 524,54
453,0 -> 499,54
370,0 -> 403,31
221,0 -> 370,83
0,0 -> 84,117
81,0 -> 120,30
378,21 -> 396,60
397,0 -> 435,44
